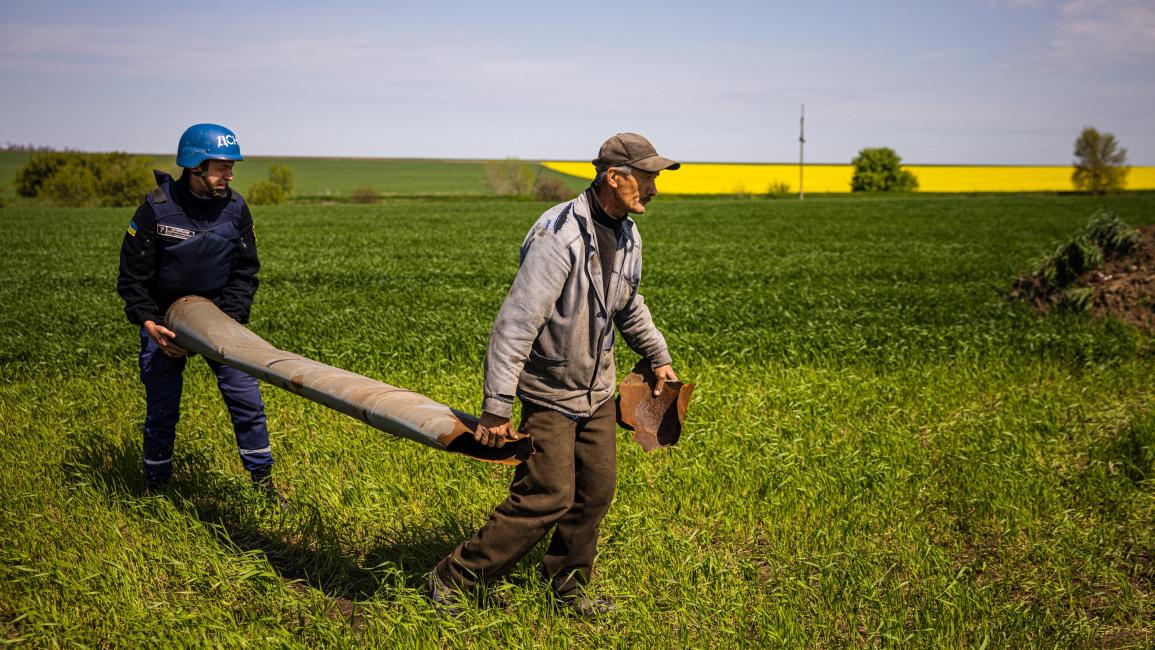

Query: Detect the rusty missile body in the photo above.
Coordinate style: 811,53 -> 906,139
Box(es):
165,295 -> 531,464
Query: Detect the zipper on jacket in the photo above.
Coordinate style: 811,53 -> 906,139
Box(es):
585,231 -> 607,408
583,219 -> 631,408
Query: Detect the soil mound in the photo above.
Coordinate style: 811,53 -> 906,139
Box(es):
1013,222 -> 1155,333
1088,224 -> 1155,331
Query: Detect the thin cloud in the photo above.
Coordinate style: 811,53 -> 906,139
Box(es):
1052,0 -> 1155,63
0,22 -> 585,100
988,0 -> 1050,8
0,23 -> 409,77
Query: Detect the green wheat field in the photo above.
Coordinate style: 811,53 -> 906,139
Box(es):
1,185 -> 1153,646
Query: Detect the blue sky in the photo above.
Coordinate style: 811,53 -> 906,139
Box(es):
1,0 -> 1152,164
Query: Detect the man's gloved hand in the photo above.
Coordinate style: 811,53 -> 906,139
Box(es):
474,411 -> 526,448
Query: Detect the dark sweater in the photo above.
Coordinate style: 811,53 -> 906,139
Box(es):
584,187 -> 624,298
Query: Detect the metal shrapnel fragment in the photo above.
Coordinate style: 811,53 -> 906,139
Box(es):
616,361 -> 695,452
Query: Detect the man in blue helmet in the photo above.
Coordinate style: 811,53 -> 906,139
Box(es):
117,123 -> 281,502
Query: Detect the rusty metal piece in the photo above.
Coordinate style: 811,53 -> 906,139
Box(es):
164,296 -> 531,464
616,361 -> 695,452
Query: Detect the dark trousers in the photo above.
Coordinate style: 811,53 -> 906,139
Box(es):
138,327 -> 272,483
437,398 -> 617,598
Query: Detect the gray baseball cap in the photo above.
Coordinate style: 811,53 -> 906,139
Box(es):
592,133 -> 681,172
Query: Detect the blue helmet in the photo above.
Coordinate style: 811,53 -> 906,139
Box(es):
176,123 -> 244,168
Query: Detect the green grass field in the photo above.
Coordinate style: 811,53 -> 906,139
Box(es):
1,194 -> 1153,647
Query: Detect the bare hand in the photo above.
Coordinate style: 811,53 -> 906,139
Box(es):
652,364 -> 679,397
144,320 -> 188,358
473,411 -> 525,448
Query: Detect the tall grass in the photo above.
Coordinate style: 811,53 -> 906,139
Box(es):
1,194 -> 1152,647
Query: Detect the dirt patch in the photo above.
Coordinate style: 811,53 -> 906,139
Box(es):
1086,224 -> 1155,331
1014,224 -> 1155,332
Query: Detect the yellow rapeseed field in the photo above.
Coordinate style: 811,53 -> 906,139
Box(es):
542,161 -> 1155,194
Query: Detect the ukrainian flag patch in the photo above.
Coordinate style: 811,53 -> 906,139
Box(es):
127,220 -> 138,236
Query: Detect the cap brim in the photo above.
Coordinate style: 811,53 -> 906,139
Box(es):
632,155 -> 680,172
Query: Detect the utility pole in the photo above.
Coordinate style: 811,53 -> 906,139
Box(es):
799,103 -> 806,200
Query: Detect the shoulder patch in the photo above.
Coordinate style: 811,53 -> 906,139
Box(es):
126,220 -> 138,237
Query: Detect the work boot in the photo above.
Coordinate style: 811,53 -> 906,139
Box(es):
145,478 -> 170,495
250,468 -> 288,510
558,591 -> 616,619
427,568 -> 464,618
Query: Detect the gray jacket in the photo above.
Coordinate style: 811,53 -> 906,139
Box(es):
482,191 -> 672,419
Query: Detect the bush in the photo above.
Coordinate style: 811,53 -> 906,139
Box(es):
246,180 -> 287,205
349,186 -> 379,204
1085,209 -> 1139,257
851,147 -> 918,192
766,180 -> 792,198
1016,210 -> 1139,309
90,152 -> 155,207
485,158 -> 534,196
269,164 -> 295,196
13,151 -> 153,206
41,162 -> 100,207
1033,235 -> 1102,288
531,175 -> 571,202
14,152 -> 70,198
1072,127 -> 1128,195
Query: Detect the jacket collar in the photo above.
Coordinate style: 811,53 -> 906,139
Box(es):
572,189 -> 637,249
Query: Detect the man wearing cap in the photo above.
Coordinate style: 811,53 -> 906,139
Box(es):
117,123 -> 281,504
430,133 -> 680,617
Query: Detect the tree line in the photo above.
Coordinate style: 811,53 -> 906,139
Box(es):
1,127 -> 1134,207
7,152 -> 296,207
850,126 -> 1130,195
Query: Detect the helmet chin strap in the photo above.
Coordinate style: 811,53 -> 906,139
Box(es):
190,162 -> 228,198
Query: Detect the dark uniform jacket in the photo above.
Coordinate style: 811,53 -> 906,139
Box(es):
117,171 -> 260,326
